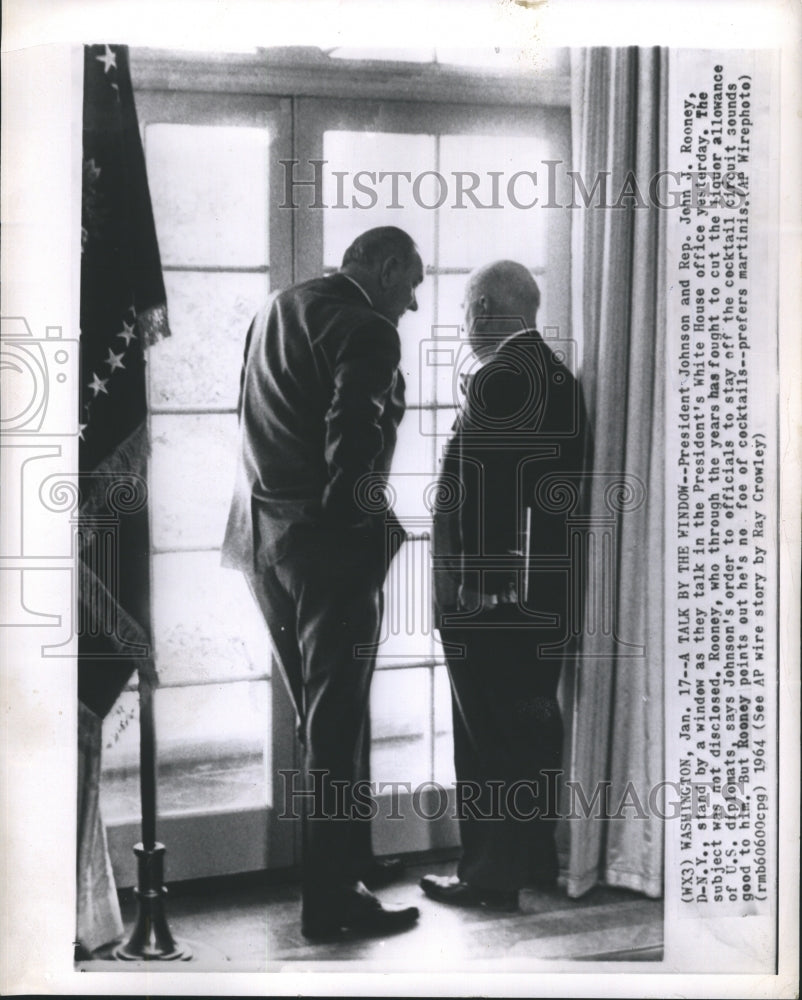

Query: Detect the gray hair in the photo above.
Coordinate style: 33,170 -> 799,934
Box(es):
341,227 -> 419,269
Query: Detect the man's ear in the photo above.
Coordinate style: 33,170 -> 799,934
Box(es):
379,256 -> 401,287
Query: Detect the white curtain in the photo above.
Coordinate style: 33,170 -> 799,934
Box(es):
560,47 -> 667,899
76,702 -> 123,955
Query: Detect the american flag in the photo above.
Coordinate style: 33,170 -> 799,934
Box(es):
78,44 -> 169,717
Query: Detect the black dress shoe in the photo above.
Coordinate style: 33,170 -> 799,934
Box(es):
362,857 -> 404,890
419,874 -> 519,911
302,881 -> 419,940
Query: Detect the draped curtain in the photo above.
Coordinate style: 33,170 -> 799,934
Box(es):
560,47 -> 667,899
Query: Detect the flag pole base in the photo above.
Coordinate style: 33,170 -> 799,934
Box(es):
113,842 -> 191,961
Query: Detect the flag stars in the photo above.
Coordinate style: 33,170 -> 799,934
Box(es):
78,423 -> 88,441
105,348 -> 126,372
116,320 -> 136,346
96,45 -> 117,75
88,373 -> 109,397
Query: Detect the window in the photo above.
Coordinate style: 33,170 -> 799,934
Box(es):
295,96 -> 570,851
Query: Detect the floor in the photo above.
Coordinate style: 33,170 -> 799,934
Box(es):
79,858 -> 663,972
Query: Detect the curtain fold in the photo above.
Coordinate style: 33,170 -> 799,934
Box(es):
561,46 -> 666,899
76,703 -> 124,954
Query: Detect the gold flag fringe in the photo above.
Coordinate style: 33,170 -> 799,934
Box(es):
136,302 -> 170,346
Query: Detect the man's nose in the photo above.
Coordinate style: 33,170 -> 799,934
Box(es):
408,291 -> 418,312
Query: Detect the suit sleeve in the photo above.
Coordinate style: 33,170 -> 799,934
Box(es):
237,298 -> 274,421
236,315 -> 257,421
321,319 -> 401,524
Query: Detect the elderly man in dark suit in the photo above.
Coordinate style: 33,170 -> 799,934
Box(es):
223,227 -> 424,939
422,260 -> 591,911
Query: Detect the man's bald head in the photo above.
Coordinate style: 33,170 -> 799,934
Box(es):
466,261 -> 541,326
462,261 -> 541,358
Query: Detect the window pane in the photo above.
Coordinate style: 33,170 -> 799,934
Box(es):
433,405 -> 460,457
438,134 -> 551,268
322,131 -> 436,267
377,538 -> 435,666
145,123 -> 270,267
421,279 -> 477,407
150,412 -> 239,551
434,272 -> 468,335
100,680 -> 270,821
152,551 -> 271,686
370,668 -> 431,786
397,274 -> 436,407
387,408 -> 435,530
149,271 -> 269,410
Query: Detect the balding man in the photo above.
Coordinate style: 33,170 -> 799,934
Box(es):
223,227 -> 424,939
422,261 -> 591,910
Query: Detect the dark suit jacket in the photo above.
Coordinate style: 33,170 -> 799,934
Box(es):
222,273 -> 406,571
432,328 -> 591,621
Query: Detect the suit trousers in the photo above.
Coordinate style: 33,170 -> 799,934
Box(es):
246,523 -> 384,918
438,611 -> 564,892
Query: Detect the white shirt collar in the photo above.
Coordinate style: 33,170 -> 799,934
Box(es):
339,272 -> 373,307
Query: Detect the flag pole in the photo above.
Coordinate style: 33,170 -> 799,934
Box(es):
139,678 -> 157,851
113,676 -> 191,961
